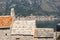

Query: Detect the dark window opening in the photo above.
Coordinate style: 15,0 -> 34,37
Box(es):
56,25 -> 60,31
16,38 -> 20,40
5,33 -> 7,36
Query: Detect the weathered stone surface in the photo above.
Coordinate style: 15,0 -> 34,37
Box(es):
11,36 -> 34,40
35,28 -> 54,37
54,32 -> 56,40
0,29 -> 10,40
56,32 -> 60,38
56,32 -> 60,40
11,20 -> 36,35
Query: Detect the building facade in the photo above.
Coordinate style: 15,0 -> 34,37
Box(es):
0,8 -> 60,40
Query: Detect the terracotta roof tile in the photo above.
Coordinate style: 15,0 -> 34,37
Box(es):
0,16 -> 12,28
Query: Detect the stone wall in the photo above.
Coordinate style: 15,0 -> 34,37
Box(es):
11,35 -> 34,40
0,29 -> 10,40
11,20 -> 36,35
56,32 -> 60,40
0,28 -> 60,40
35,28 -> 54,37
34,28 -> 54,40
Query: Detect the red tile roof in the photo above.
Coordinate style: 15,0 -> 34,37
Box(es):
0,16 -> 12,28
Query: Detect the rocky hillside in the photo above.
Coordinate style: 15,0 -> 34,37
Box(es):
0,0 -> 60,16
